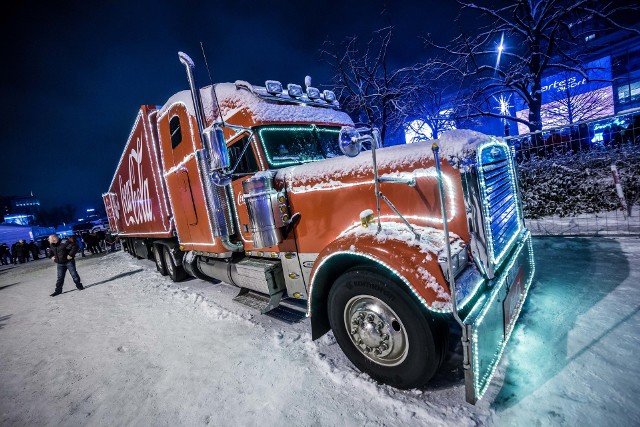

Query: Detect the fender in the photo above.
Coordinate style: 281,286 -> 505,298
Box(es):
307,222 -> 458,340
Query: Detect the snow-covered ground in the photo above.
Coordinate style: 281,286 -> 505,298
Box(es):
1,237 -> 638,426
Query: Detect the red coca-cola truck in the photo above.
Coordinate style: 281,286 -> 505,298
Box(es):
104,52 -> 535,403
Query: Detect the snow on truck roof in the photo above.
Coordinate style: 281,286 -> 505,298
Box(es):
159,82 -> 353,126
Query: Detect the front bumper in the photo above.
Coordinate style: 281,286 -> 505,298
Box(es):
461,230 -> 535,404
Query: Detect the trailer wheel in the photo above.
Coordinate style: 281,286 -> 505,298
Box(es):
163,247 -> 186,282
327,266 -> 443,389
154,246 -> 168,276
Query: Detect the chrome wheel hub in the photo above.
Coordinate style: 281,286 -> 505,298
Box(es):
344,295 -> 408,366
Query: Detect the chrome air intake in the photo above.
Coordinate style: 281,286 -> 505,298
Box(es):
242,173 -> 289,248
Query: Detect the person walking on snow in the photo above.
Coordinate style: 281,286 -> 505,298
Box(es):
48,234 -> 84,297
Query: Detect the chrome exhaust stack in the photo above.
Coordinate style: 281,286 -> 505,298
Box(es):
178,52 -> 242,252
178,52 -> 207,135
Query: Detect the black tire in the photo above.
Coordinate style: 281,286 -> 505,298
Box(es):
328,266 -> 445,389
163,247 -> 186,282
154,246 -> 168,276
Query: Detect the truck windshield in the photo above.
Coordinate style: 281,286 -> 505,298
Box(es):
257,125 -> 342,168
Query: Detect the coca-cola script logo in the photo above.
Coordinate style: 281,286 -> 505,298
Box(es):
119,137 -> 153,226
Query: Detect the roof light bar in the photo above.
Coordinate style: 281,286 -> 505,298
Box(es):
306,86 -> 320,100
287,83 -> 303,98
265,80 -> 283,95
322,90 -> 336,103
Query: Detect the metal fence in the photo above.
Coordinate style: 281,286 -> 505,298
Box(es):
505,108 -> 640,236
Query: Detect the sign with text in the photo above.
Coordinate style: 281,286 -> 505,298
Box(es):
515,57 -> 614,133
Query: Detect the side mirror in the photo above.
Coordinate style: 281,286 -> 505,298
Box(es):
203,126 -> 230,170
339,126 -> 363,157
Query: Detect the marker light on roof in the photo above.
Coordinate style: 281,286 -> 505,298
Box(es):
287,84 -> 303,98
322,90 -> 336,103
306,86 -> 320,99
265,80 -> 283,95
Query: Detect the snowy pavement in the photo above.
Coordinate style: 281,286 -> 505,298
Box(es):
1,237 -> 639,426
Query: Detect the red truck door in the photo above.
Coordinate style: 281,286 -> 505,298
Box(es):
156,102 -> 219,249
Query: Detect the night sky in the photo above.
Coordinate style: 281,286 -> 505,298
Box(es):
1,0 -> 472,215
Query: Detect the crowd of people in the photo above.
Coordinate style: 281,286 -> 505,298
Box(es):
0,230 -> 120,266
0,240 -> 41,265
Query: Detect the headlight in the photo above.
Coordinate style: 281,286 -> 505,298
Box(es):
439,247 -> 470,282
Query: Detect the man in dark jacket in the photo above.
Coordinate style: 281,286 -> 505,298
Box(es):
15,240 -> 28,264
0,243 -> 9,265
48,234 -> 84,296
29,240 -> 40,260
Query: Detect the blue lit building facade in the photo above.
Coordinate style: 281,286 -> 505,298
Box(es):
1,194 -> 41,225
402,28 -> 640,142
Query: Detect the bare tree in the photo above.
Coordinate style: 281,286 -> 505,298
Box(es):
430,0 -> 639,133
321,27 -> 425,144
402,62 -> 466,141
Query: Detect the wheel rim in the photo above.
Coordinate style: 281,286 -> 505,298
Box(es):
164,249 -> 174,276
343,295 -> 409,367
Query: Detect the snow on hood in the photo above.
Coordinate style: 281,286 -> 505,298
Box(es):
279,129 -> 492,189
159,84 -> 353,127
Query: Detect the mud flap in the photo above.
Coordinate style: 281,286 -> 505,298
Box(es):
462,232 -> 535,404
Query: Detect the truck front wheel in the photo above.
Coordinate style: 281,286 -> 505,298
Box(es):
327,267 -> 443,389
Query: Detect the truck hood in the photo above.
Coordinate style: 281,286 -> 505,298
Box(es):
278,129 -> 492,193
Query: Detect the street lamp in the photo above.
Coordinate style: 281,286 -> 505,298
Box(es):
493,94 -> 512,136
495,32 -> 505,70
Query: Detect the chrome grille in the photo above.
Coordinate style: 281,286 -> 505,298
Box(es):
478,143 -> 522,267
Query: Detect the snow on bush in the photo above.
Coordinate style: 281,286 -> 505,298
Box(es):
516,144 -> 640,218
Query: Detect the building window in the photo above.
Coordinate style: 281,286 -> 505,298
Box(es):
169,115 -> 182,149
617,80 -> 640,104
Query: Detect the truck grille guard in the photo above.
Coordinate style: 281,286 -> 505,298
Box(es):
435,138 -> 534,404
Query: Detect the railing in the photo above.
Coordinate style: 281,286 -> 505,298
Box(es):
504,108 -> 640,236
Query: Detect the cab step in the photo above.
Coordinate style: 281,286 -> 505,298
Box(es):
232,289 -> 306,324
